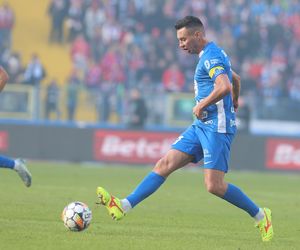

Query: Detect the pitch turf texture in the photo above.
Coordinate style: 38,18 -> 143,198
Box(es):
0,162 -> 299,250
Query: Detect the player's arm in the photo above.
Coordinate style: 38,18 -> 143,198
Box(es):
193,73 -> 231,119
231,70 -> 241,111
0,66 -> 9,92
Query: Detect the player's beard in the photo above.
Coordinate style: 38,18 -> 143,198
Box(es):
187,42 -> 199,54
187,47 -> 197,54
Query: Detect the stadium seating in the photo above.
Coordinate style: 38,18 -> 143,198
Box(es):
9,0 -> 71,84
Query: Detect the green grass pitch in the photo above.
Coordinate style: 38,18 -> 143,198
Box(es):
0,162 -> 300,250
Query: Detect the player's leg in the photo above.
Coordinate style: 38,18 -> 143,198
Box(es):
204,169 -> 260,216
0,155 -> 15,169
96,125 -> 200,220
125,148 -> 194,207
200,129 -> 273,241
96,149 -> 194,220
204,169 -> 273,241
14,159 -> 32,187
0,155 -> 32,187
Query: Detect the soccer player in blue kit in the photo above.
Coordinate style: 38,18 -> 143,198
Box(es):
96,16 -> 273,242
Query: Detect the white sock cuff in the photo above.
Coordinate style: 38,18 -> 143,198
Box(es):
254,208 -> 265,222
121,199 -> 132,213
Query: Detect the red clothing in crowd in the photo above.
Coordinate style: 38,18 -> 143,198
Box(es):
162,64 -> 185,92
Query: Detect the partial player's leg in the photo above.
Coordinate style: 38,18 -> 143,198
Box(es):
14,159 -> 32,187
0,155 -> 32,187
96,149 -> 194,221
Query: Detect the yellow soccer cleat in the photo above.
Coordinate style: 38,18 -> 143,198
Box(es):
96,187 -> 125,221
256,208 -> 274,242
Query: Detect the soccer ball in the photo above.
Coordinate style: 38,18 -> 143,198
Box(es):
62,201 -> 92,231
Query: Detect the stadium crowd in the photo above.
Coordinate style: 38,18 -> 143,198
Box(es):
1,0 -> 300,125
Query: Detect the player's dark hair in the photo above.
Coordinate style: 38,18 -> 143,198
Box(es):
174,16 -> 204,31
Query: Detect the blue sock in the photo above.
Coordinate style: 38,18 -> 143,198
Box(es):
0,156 -> 15,169
126,172 -> 165,208
222,183 -> 259,217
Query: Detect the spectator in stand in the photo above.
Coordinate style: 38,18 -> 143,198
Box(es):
84,0 -> 105,43
23,53 -> 46,119
66,0 -> 85,42
288,60 -> 300,114
71,33 -> 90,59
96,84 -> 111,123
146,45 -> 163,83
84,0 -> 106,61
99,45 -> 125,84
157,48 -> 176,76
162,63 -> 185,92
5,52 -> 23,83
23,53 -> 46,86
126,44 -> 146,87
100,15 -> 123,46
85,60 -> 102,109
259,63 -> 284,119
45,78 -> 60,120
48,0 -> 68,43
236,97 -> 251,133
0,1 -> 14,51
135,73 -> 164,125
71,33 -> 90,74
85,60 -> 101,90
88,25 -> 104,62
127,88 -> 148,129
66,70 -> 81,121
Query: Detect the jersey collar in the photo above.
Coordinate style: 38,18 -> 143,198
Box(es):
198,41 -> 213,58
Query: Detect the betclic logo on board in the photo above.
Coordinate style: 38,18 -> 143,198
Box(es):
93,130 -> 179,164
266,139 -> 300,170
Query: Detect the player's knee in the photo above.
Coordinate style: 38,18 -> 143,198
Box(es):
153,157 -> 175,177
205,182 -> 223,197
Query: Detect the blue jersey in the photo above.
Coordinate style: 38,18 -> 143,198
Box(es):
193,42 -> 236,134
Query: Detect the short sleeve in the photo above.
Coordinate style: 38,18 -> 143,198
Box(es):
203,51 -> 227,81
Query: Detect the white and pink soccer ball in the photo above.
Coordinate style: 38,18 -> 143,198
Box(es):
62,201 -> 92,231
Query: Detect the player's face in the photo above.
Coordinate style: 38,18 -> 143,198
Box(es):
176,27 -> 202,54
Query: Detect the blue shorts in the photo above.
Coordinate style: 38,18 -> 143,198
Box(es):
171,125 -> 235,173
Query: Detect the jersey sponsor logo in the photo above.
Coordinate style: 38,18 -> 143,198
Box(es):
230,119 -> 236,127
208,66 -> 225,78
204,60 -> 210,69
210,59 -> 221,65
204,120 -> 213,125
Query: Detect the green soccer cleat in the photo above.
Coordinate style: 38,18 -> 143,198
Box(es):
14,159 -> 32,187
255,208 -> 274,242
96,187 -> 125,221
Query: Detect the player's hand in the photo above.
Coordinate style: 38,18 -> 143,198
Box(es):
193,103 -> 204,120
0,66 -> 9,92
233,98 -> 239,112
